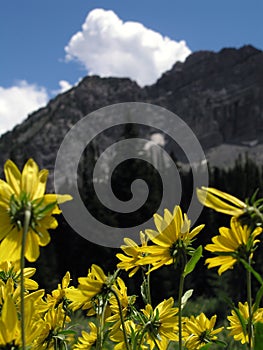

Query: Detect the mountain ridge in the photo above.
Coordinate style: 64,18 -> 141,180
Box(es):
1,44 -> 263,174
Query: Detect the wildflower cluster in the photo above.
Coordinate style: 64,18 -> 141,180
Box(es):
197,186 -> 263,349
0,159 -> 263,349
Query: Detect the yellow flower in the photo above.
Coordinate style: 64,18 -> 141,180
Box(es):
73,322 -> 97,350
66,264 -> 112,314
110,320 -> 145,350
46,271 -> 71,308
0,260 -> 38,290
0,293 -> 18,346
0,159 -> 72,262
0,291 -> 43,347
141,297 -> 178,349
107,277 -> 136,333
197,186 -> 247,216
34,303 -> 71,349
0,278 -> 20,309
183,313 -> 223,350
228,302 -> 263,344
140,206 -> 204,272
205,217 -> 262,275
116,232 -> 148,277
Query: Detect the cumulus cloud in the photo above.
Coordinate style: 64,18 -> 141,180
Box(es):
52,80 -> 73,95
65,9 -> 191,86
0,81 -> 49,135
58,80 -> 72,93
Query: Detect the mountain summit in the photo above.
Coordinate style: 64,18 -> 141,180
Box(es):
1,45 -> 263,172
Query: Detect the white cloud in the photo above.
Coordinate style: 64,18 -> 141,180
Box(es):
58,80 -> 72,93
0,81 -> 49,135
52,80 -> 73,95
65,9 -> 191,86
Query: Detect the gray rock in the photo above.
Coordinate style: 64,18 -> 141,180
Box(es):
0,45 -> 262,180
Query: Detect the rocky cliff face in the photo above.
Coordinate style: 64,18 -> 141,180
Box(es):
0,45 -> 263,175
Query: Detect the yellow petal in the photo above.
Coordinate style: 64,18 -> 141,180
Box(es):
23,267 -> 36,278
21,159 -> 39,199
56,194 -> 73,204
4,159 -> 21,197
62,271 -> 71,289
197,187 -> 246,216
24,278 -> 39,290
1,294 -> 18,343
33,169 -> 49,199
0,211 -> 13,241
0,229 -> 21,261
25,230 -> 40,262
202,187 -> 246,208
0,180 -> 14,205
37,228 -> 51,246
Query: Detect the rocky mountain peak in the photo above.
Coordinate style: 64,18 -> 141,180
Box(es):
0,45 -> 262,172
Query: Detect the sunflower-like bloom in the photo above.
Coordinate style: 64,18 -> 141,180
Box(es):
141,297 -> 178,349
0,159 -> 72,262
66,264 -> 111,314
107,277 -> 136,333
116,232 -> 148,277
110,320 -> 146,350
139,206 -> 204,272
46,271 -> 71,308
0,260 -> 38,290
197,186 -> 247,217
228,302 -> 263,344
0,293 -> 19,346
0,277 -> 45,315
0,290 -> 43,347
73,322 -> 97,349
183,313 -> 224,350
34,303 -> 71,349
205,217 -> 262,275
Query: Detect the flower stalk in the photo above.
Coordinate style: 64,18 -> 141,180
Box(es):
20,203 -> 32,350
97,297 -> 109,350
247,257 -> 253,350
178,270 -> 185,350
110,287 -> 130,350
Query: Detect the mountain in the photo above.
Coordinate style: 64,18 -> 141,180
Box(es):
1,44 -> 263,177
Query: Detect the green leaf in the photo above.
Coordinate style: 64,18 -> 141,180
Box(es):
35,201 -> 57,219
214,340 -> 227,347
140,279 -> 149,305
240,258 -> 263,285
183,246 -> 203,277
200,340 -> 226,350
59,329 -> 76,335
254,285 -> 263,312
254,322 -> 263,350
181,289 -> 193,309
199,344 -> 212,350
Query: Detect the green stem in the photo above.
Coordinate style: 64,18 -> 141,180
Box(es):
141,266 -> 152,305
247,257 -> 253,350
61,299 -> 69,340
96,297 -> 108,350
20,205 -> 31,350
100,298 -> 108,349
248,205 -> 263,225
146,266 -> 152,305
149,330 -> 161,350
111,288 -> 130,350
178,273 -> 185,350
136,330 -> 146,350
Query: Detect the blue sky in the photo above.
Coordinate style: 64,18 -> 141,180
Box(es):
0,0 -> 262,134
